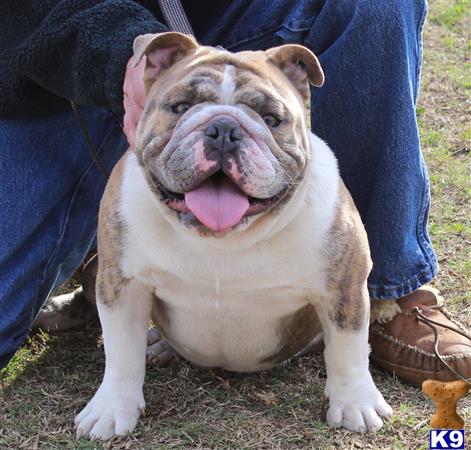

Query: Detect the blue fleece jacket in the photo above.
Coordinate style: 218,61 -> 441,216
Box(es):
0,1 -> 231,117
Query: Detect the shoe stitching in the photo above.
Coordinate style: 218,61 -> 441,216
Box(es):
371,357 -> 458,376
438,306 -> 470,334
370,325 -> 471,359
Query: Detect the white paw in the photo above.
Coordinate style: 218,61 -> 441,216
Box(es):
75,382 -> 145,440
325,377 -> 393,433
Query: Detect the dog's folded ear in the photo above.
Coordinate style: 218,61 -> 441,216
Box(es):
133,32 -> 198,89
266,45 -> 324,103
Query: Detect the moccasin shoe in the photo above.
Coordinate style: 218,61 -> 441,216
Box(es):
370,288 -> 471,386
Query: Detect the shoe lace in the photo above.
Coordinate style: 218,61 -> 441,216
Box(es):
412,305 -> 471,386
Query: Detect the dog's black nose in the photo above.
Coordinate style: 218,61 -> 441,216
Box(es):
204,119 -> 242,154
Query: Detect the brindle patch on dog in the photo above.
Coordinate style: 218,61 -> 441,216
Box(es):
151,294 -> 171,337
261,303 -> 321,365
96,155 -> 130,306
324,182 -> 371,331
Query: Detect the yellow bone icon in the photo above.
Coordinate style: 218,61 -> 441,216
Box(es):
422,379 -> 469,429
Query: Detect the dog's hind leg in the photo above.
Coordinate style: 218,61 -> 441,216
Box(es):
33,253 -> 99,332
147,327 -> 177,367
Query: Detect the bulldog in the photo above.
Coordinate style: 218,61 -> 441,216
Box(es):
75,32 -> 392,440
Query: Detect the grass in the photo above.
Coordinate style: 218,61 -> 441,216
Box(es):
420,0 -> 471,313
1,1 -> 470,448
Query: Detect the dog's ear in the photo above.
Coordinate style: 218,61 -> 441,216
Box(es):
133,32 -> 198,89
266,44 -> 324,102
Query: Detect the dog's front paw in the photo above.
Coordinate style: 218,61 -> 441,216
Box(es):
75,382 -> 145,440
325,377 -> 392,433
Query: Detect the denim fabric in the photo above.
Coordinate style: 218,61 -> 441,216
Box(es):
197,0 -> 438,299
0,109 -> 127,367
0,0 -> 438,368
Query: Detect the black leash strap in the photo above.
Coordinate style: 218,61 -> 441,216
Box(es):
158,0 -> 194,35
70,101 -> 110,179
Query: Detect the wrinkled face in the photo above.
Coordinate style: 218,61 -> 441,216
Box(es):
134,35 -> 323,236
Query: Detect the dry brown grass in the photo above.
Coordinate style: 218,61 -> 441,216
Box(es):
1,1 -> 470,448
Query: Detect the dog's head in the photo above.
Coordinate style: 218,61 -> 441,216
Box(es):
133,32 -> 324,236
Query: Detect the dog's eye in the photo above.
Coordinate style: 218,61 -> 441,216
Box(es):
263,114 -> 281,127
171,102 -> 190,114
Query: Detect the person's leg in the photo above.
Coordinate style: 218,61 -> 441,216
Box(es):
296,0 -> 469,384
198,0 -> 438,298
0,107 -> 127,368
192,0 -> 470,384
304,0 -> 437,299
201,0 -> 440,299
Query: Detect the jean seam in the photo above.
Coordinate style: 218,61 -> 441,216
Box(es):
31,158 -> 95,320
415,0 -> 428,104
416,159 -> 427,238
418,1 -> 428,58
34,119 -> 116,308
416,170 -> 435,262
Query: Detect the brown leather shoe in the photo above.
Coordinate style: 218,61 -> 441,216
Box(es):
369,288 -> 471,386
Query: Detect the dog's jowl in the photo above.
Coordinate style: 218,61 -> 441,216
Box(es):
75,32 -> 392,440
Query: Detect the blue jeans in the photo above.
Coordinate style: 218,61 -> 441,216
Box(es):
0,0 -> 437,369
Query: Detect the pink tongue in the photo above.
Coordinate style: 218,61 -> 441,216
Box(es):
185,177 -> 249,232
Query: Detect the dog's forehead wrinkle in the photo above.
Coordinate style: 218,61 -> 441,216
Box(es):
188,51 -> 268,78
237,69 -> 277,89
194,69 -> 219,78
187,68 -> 223,85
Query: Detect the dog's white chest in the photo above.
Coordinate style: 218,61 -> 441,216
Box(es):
148,277 -> 320,371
